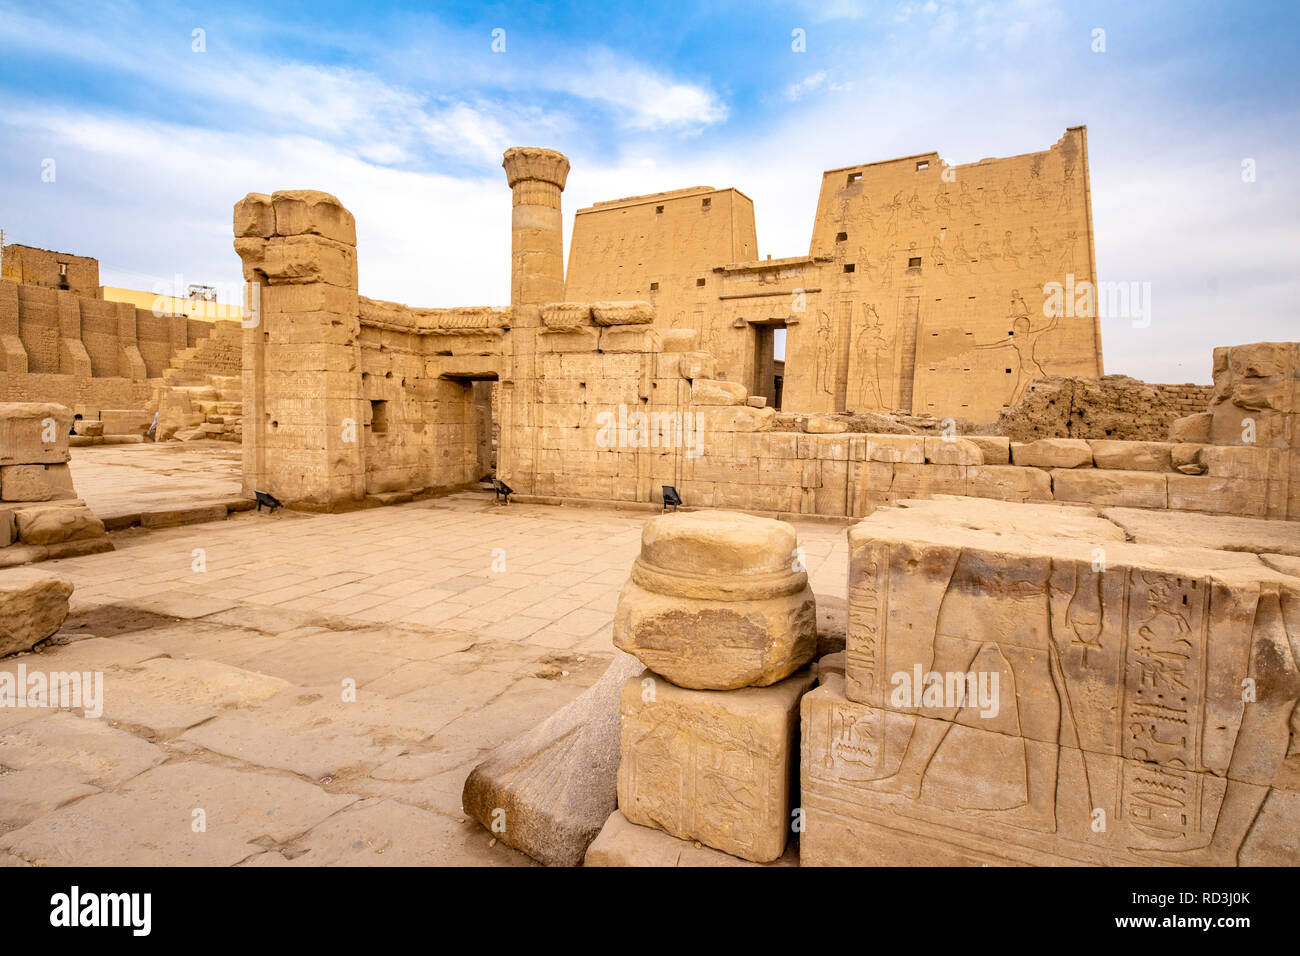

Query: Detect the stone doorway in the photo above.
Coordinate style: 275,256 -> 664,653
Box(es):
751,321 -> 786,410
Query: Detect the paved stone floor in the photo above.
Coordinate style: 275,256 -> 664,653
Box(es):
0,492 -> 848,866
70,440 -> 242,518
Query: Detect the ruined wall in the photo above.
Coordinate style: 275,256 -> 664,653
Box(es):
0,277 -> 214,414
1,245 -> 101,296
987,375 -> 1214,442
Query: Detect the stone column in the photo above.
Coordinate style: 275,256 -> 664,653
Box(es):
498,147 -> 570,496
233,189 -> 364,511
502,147 -> 570,308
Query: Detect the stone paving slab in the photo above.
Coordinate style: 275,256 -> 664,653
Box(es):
0,491 -> 849,866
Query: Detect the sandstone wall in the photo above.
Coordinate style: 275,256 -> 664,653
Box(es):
562,129 -> 1102,423
1,244 -> 101,296
0,277 -> 220,415
987,375 -> 1214,442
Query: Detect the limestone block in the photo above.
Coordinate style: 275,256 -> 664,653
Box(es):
678,352 -> 716,381
0,464 -> 76,502
1169,412 -> 1212,443
1200,446 -> 1277,481
591,301 -> 654,326
241,235 -> 357,288
233,192 -> 275,238
540,302 -> 591,331
696,405 -> 774,434
966,436 -> 1011,465
1050,468 -> 1168,509
462,651 -> 645,867
864,434 -> 925,464
966,465 -> 1052,502
0,508 -> 14,547
584,810 -> 796,866
1167,474 -> 1268,517
538,328 -> 599,352
599,326 -> 659,353
0,404 -> 72,466
14,502 -> 107,546
617,667 -> 814,863
923,437 -> 983,466
817,650 -> 846,683
746,396 -> 767,408
691,379 -> 747,406
1099,507 -> 1300,558
804,415 -> 848,434
1226,341 -> 1297,379
1011,438 -> 1093,469
271,189 -> 357,245
612,511 -> 817,690
818,499 -> 1300,866
1172,442 -> 1208,474
0,569 -> 73,657
1089,440 -> 1174,473
660,330 -> 698,352
890,463 -> 967,498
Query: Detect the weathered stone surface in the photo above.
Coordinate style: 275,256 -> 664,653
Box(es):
814,498 -> 1300,866
1089,440 -> 1174,473
1169,412 -> 1212,443
804,415 -> 848,434
461,650 -> 645,867
0,464 -> 76,502
591,301 -> 654,326
233,191 -> 274,238
966,435 -> 1011,465
1101,507 -> 1300,558
966,464 -> 1052,502
923,436 -> 982,465
618,668 -> 813,863
271,189 -> 357,245
1010,438 -> 1093,468
0,568 -> 72,657
1051,468 -> 1168,509
13,502 -> 106,546
584,810 -> 798,866
691,379 -> 748,406
0,403 -> 72,466
613,510 -> 817,690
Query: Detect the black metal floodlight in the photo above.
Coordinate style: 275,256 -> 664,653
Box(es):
662,485 -> 682,512
254,490 -> 283,513
493,477 -> 514,504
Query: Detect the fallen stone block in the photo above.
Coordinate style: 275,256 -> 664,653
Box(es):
461,651 -> 645,867
691,379 -> 748,406
14,502 -> 106,547
618,667 -> 814,863
0,568 -> 73,657
1169,412 -> 1212,443
140,503 -> 229,529
966,436 -> 1010,465
923,437 -> 982,466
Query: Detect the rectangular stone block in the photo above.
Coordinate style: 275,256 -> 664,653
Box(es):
967,464 -> 1052,502
827,497 -> 1300,866
1089,440 -> 1174,473
0,403 -> 72,466
617,668 -> 814,863
865,434 -> 924,464
1167,474 -> 1269,517
1050,468 -> 1168,509
0,464 -> 77,502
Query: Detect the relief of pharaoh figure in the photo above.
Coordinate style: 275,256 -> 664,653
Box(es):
815,311 -> 834,396
974,292 -> 1059,406
856,303 -> 890,410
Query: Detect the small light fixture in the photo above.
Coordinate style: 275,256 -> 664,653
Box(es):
662,485 -> 682,512
493,477 -> 514,504
254,490 -> 283,513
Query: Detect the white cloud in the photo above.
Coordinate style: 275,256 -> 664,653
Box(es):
785,71 -> 827,101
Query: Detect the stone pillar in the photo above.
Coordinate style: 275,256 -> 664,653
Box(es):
498,147 -> 569,497
115,301 -> 147,380
502,147 -> 569,309
233,189 -> 364,511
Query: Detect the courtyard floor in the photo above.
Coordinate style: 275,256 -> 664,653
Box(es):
0,474 -> 849,866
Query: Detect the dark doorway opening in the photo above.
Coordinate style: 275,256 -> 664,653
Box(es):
751,322 -> 787,410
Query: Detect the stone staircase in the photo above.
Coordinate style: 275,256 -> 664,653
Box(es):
152,322 -> 243,442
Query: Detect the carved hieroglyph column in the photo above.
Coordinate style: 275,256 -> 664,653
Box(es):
233,189 -> 365,511
502,147 -> 570,308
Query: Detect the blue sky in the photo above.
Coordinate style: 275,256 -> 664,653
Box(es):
1,0 -> 1296,383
